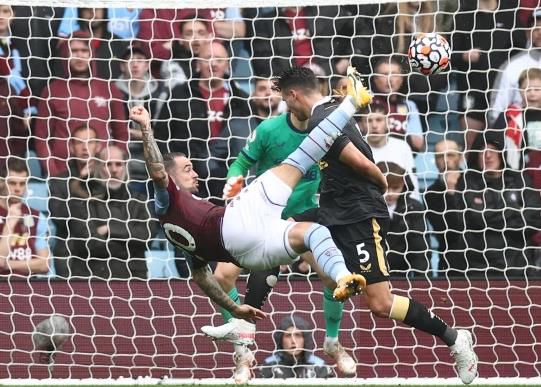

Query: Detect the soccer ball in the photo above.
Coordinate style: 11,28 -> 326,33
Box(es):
408,33 -> 451,75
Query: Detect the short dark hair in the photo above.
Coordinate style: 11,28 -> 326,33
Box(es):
163,152 -> 187,172
272,66 -> 319,93
71,124 -> 96,138
1,157 -> 28,178
377,161 -> 405,186
372,55 -> 405,74
361,99 -> 388,115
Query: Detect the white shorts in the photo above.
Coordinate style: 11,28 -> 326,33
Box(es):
222,171 -> 299,270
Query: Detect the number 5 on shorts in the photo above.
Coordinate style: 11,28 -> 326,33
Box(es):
356,242 -> 370,263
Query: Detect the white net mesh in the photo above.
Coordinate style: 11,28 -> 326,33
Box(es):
0,0 -> 540,382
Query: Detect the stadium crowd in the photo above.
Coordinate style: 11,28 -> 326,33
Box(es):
1,0 -> 541,286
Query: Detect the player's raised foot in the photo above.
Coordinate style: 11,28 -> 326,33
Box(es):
333,273 -> 366,301
324,339 -> 356,376
201,318 -> 256,346
233,346 -> 254,384
450,330 -> 478,384
346,65 -> 372,109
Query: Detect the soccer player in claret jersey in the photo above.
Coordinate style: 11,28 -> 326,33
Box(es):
129,69 -> 374,328
206,108 -> 356,382
274,67 -> 478,384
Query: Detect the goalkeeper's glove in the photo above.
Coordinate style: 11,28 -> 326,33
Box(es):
223,176 -> 244,199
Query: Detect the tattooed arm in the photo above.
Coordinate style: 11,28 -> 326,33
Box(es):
192,265 -> 267,321
192,265 -> 241,312
130,106 -> 168,189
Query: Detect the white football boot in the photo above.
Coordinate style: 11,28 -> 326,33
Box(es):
323,339 -> 356,376
201,318 -> 256,346
450,330 -> 478,384
233,345 -> 254,384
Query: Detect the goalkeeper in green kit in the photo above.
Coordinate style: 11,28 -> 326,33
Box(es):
201,109 -> 356,383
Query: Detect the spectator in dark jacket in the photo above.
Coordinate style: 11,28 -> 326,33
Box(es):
260,315 -> 332,379
116,43 -> 167,191
451,0 -> 525,147
424,139 -> 468,275
156,41 -> 252,200
378,161 -> 430,277
67,145 -> 157,279
447,131 -> 541,278
48,125 -> 101,278
249,6 -> 354,78
163,18 -> 212,86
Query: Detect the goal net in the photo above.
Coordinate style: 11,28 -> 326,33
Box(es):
0,0 -> 540,384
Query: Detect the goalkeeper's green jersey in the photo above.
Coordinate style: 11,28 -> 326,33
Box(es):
228,113 -> 320,219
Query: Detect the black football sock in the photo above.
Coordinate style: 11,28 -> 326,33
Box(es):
244,266 -> 280,310
390,295 -> 457,346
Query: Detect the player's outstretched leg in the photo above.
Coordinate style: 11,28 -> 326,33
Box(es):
390,295 -> 478,384
322,287 -> 356,376
449,330 -> 478,384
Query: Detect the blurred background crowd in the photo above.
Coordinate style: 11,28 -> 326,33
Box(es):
1,0 -> 541,280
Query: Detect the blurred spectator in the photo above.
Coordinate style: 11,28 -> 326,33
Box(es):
54,8 -> 129,80
67,145 -> 156,279
360,101 -> 419,196
196,8 -> 245,41
249,6 -> 354,77
491,7 -> 541,122
163,18 -> 212,85
424,139 -> 468,274
116,43 -> 166,190
34,31 -> 128,177
137,9 -> 194,62
48,125 -> 100,278
251,77 -> 282,123
156,41 -> 251,200
372,2 -> 434,56
0,11 -> 31,169
11,6 -> 63,98
0,5 -> 36,123
378,161 -> 430,277
137,7 -> 243,65
371,56 -> 425,152
446,132 -> 541,277
260,315 -> 331,378
519,0 -> 541,28
58,7 -> 140,40
0,157 -> 49,276
493,67 -> 541,189
452,0 -> 525,148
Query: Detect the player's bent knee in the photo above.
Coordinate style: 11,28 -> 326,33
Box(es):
287,222 -> 314,254
367,293 -> 394,318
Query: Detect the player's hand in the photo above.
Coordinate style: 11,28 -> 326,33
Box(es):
222,176 -> 244,199
232,304 -> 267,322
129,106 -> 151,130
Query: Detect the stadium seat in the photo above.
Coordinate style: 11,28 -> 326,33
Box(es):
145,246 -> 180,278
26,181 -> 49,214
